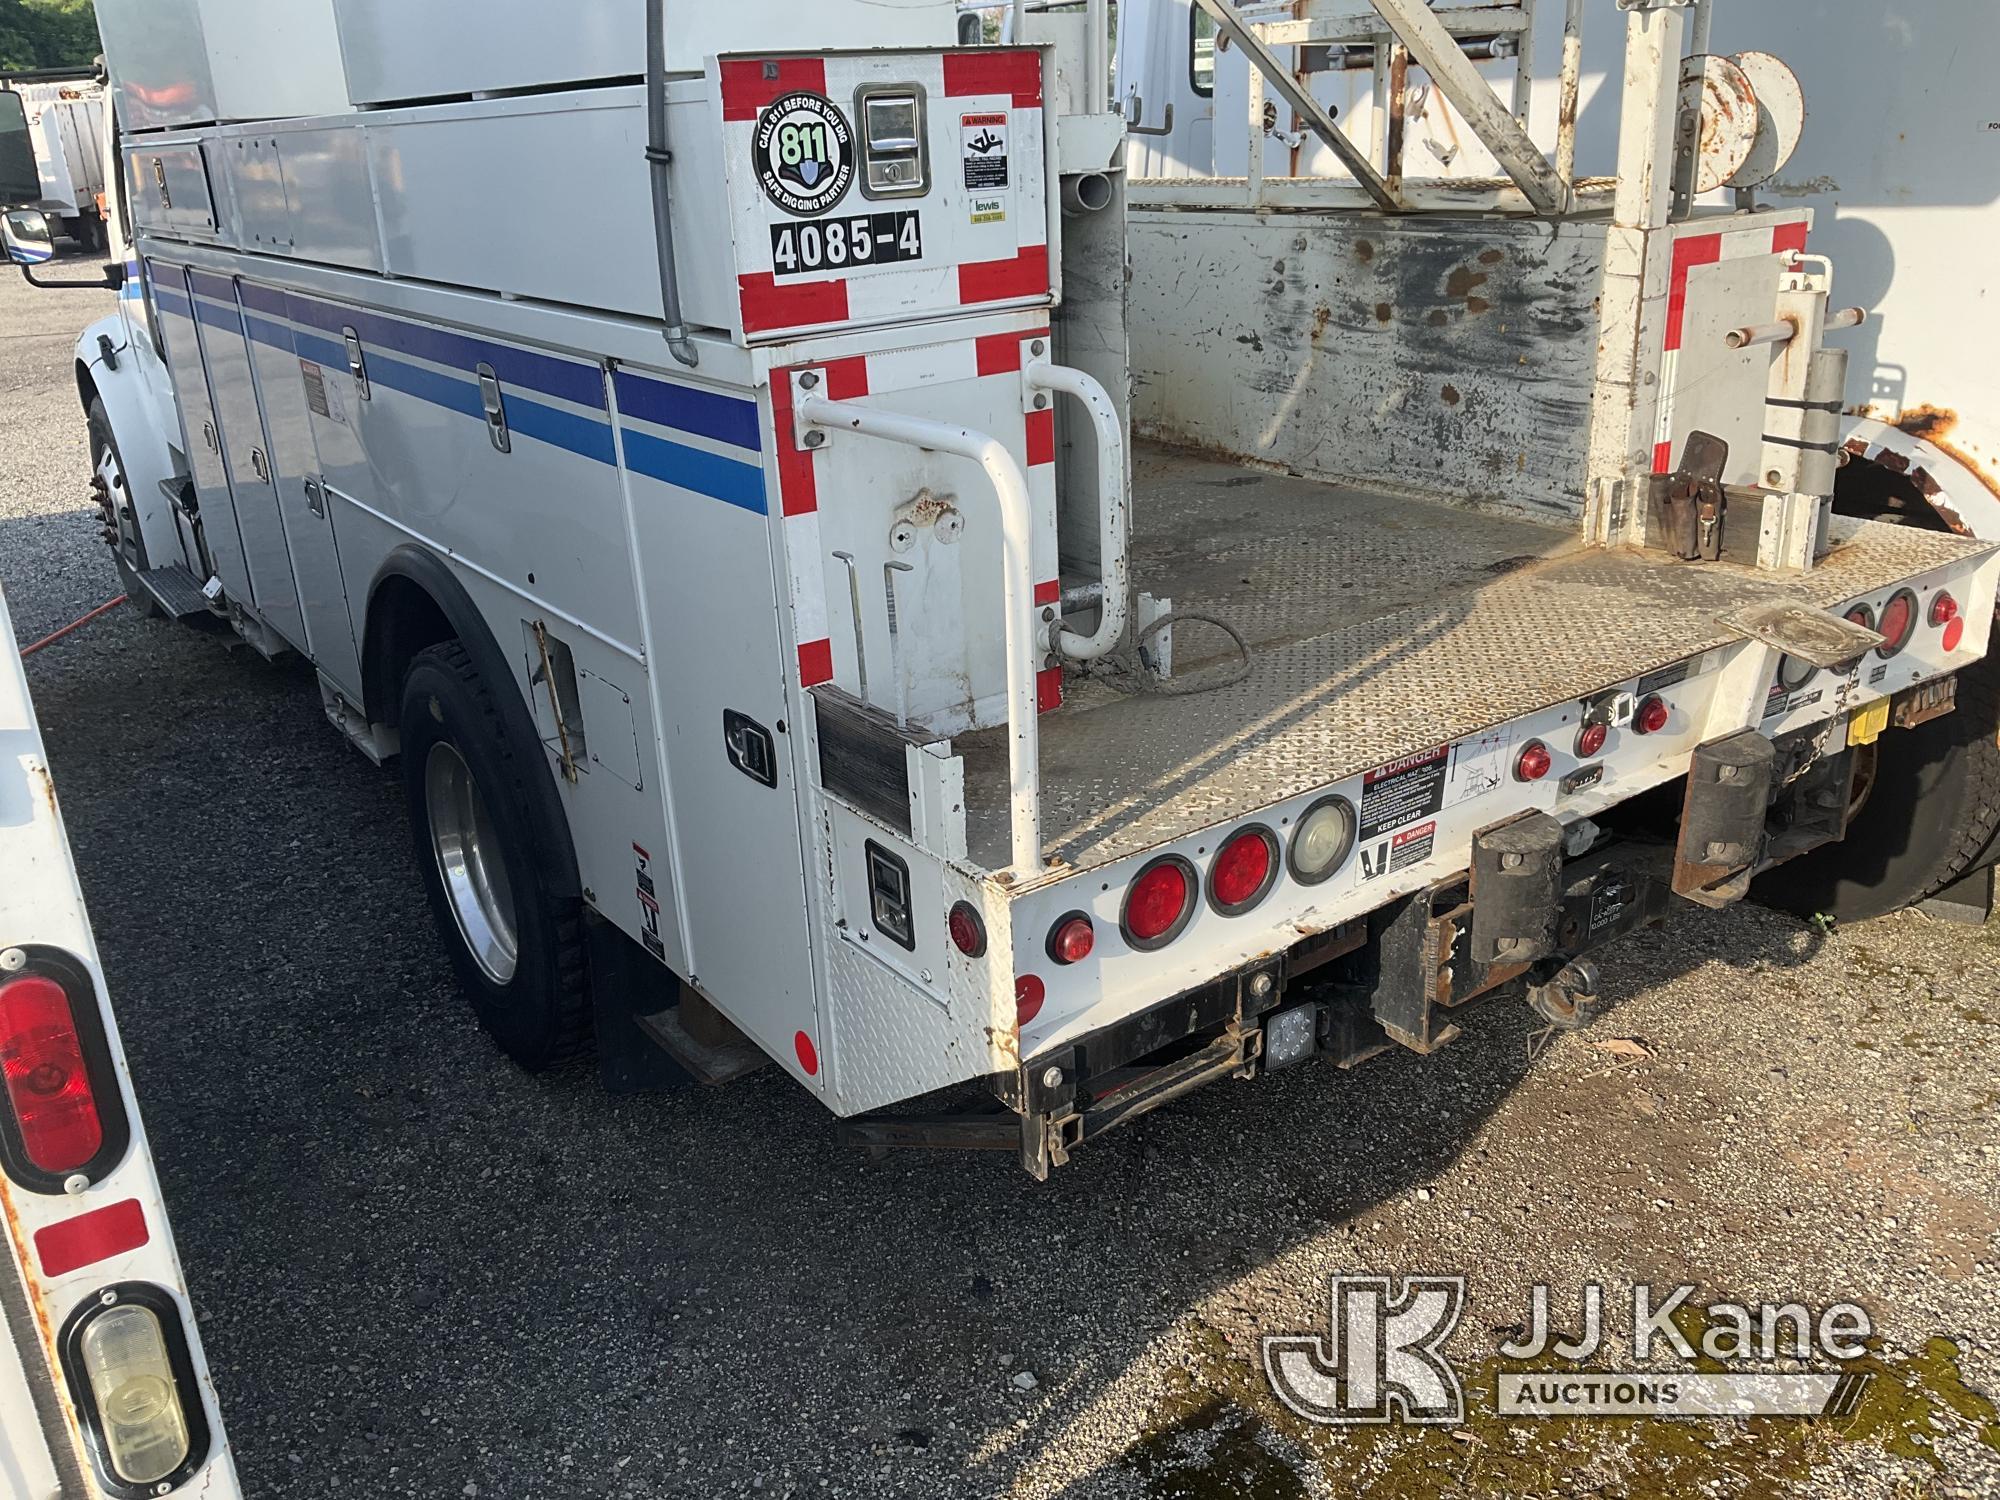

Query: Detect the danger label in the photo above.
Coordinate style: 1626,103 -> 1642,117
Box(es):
1359,746 -> 1449,842
1359,821 -> 1437,883
961,112 -> 1010,191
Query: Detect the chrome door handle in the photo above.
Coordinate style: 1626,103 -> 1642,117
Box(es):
250,447 -> 271,484
302,476 -> 327,518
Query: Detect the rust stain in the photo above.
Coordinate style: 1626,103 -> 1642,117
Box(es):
1354,239 -> 1375,263
1374,302 -> 1393,324
985,1023 -> 1021,1069
1478,248 -> 1504,266
1465,296 -> 1491,316
1441,384 -> 1462,407
1310,303 -> 1332,344
1897,405 -> 2000,508
1445,267 -> 1489,299
1427,309 -> 1449,328
33,764 -> 55,816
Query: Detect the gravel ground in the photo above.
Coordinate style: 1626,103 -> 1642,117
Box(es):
4,261 -> 1999,1499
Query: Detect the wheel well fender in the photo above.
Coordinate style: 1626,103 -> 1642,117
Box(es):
73,315 -> 181,567
1838,416 -> 2000,542
362,546 -> 581,900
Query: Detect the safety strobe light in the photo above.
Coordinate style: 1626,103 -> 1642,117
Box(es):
1634,694 -> 1670,735
0,972 -> 105,1177
947,901 -> 987,958
1208,826 -> 1279,916
1015,975 -> 1046,1025
1047,914 -> 1095,966
1515,740 -> 1553,783
59,1284 -> 209,1495
1288,796 -> 1357,887
1575,722 -> 1609,760
1122,855 -> 1197,950
1877,589 -> 1918,659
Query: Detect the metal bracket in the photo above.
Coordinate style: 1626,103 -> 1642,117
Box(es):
1192,0 -> 1402,211
1124,93 -> 1176,138
791,369 -> 829,451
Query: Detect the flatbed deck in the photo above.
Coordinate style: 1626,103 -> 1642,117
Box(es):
958,445 -> 1993,875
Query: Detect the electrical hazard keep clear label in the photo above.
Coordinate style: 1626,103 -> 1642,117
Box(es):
1356,745 -> 1448,884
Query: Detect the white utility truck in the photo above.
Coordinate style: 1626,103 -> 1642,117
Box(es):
6,0 -> 1997,1177
0,586 -> 240,1500
1117,0 -> 2000,924
0,71 -> 109,252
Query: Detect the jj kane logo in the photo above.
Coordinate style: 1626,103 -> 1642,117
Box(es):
754,91 -> 854,217
1264,1276 -> 1876,1426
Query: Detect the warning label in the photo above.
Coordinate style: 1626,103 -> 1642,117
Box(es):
1359,820 -> 1437,883
961,112 -> 1010,191
1359,746 -> 1449,842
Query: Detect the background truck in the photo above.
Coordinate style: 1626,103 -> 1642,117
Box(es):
5,0 -> 1997,1178
1116,0 -> 2000,924
0,584 -> 240,1500
0,69 -> 108,252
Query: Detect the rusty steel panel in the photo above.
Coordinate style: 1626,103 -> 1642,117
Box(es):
1128,211 -> 1607,524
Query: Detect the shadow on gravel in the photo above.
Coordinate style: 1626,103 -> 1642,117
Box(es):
22,590 -> 1837,1499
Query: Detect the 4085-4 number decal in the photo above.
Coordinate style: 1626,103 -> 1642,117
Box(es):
770,211 -> 923,278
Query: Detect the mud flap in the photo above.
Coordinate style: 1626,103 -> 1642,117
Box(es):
1675,729 -> 1777,908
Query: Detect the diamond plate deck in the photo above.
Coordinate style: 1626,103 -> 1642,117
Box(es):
958,446 -> 1996,875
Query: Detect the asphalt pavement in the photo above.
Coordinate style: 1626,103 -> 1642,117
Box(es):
3,258 -> 1998,1499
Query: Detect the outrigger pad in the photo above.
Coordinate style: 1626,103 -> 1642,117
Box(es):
1468,812 -> 1565,967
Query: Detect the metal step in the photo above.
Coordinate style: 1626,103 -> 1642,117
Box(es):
634,1005 -> 772,1087
132,563 -> 212,619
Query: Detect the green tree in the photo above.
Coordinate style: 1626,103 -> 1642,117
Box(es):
0,0 -> 99,74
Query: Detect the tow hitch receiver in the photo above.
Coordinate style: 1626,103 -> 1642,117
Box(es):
1674,730 -> 1778,907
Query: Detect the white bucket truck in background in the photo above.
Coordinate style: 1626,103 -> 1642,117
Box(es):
0,70 -> 109,252
3,0 -> 1996,1177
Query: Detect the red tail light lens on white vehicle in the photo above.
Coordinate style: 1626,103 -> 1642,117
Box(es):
0,974 -> 102,1173
1121,855 -> 1197,950
1876,589 -> 1918,658
59,1283 -> 210,1494
0,954 -> 126,1191
947,901 -> 987,958
1208,826 -> 1279,916
1575,722 -> 1609,759
1046,914 -> 1095,966
1515,740 -> 1553,783
1634,695 -> 1670,735
1931,592 -> 1965,652
1015,975 -> 1046,1025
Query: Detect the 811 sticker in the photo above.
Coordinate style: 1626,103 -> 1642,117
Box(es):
770,211 -> 923,277
755,92 -> 854,217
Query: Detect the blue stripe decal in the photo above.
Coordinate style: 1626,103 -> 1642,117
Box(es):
614,370 -> 762,454
279,291 -> 607,411
622,431 -> 767,515
143,271 -> 765,511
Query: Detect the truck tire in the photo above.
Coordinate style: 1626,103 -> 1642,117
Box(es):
86,397 -> 162,617
398,640 -> 592,1070
1754,653 -> 2000,923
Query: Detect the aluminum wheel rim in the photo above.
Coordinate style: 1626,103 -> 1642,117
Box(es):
424,742 -> 519,985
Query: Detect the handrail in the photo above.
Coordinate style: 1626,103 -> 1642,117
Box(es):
1025,360 -> 1130,662
797,394 -> 1046,875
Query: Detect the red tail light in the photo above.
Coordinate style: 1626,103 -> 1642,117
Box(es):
1208,827 -> 1278,915
1015,975 -> 1046,1025
1634,695 -> 1670,735
0,975 -> 104,1175
947,901 -> 987,958
1877,589 -> 1917,658
1931,592 -> 1960,627
1575,723 -> 1608,759
1047,914 -> 1095,966
1944,617 -> 1966,653
1122,856 -> 1196,950
1515,740 -> 1553,782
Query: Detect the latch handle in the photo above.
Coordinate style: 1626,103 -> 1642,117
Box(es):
477,363 -> 510,454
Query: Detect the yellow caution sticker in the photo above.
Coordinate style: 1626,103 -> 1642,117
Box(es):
1848,698 -> 1891,747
